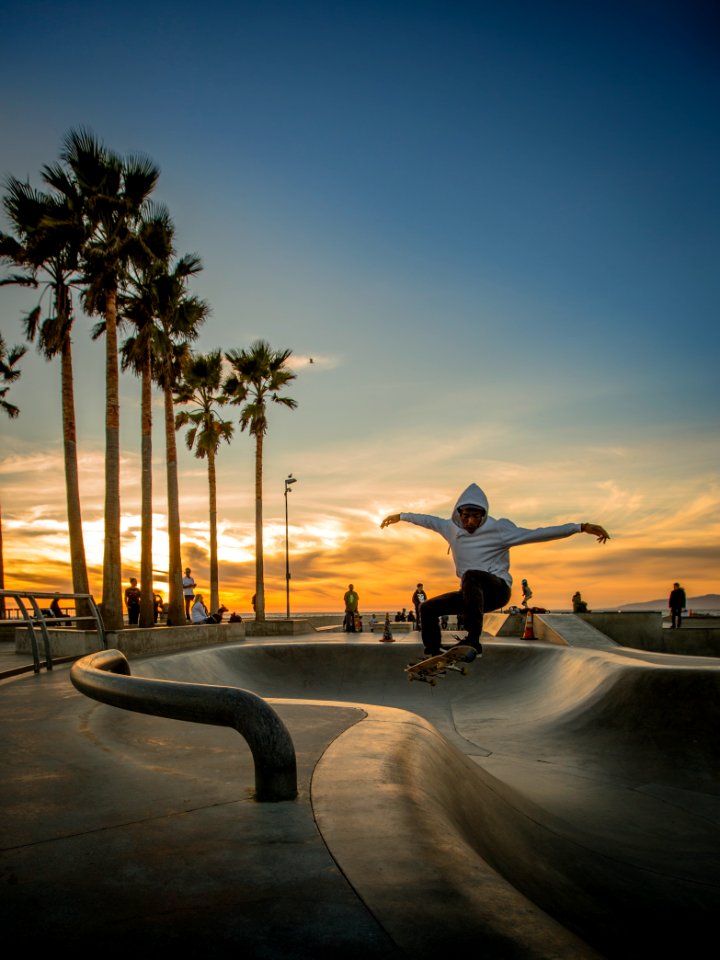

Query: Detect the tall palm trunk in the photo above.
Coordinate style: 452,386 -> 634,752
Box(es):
254,432 -> 265,621
164,380 -> 185,625
208,449 -> 219,614
102,288 -> 123,630
60,331 -> 91,623
139,350 -> 154,627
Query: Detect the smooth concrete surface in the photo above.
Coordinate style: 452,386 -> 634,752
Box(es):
534,613 -> 613,649
578,611 -> 662,648
2,630 -> 719,958
655,626 -> 720,657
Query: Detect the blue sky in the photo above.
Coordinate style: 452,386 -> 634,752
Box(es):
2,1 -> 719,609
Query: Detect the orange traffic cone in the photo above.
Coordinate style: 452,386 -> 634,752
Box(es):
522,609 -> 535,640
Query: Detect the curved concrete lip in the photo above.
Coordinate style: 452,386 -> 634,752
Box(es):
3,633 -> 719,957
136,635 -> 720,957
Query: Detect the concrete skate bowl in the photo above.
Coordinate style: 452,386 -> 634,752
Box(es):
138,641 -> 720,959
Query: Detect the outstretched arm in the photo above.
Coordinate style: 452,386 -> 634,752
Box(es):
580,523 -> 610,543
381,513 -> 402,528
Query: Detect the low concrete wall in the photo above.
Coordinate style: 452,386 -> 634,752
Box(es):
15,626 -> 102,658
383,621 -> 414,634
654,628 -> 720,658
483,612 -> 525,637
531,612 -> 719,658
244,619 -> 314,637
304,615 -> 345,629
579,612 -> 662,648
678,616 -> 720,629
16,621 -> 246,658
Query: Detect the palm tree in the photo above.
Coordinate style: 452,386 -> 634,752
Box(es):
1,174 -> 91,608
224,340 -> 297,622
0,332 -> 25,418
120,210 -> 175,627
153,257 -> 208,625
62,128 -> 160,630
0,333 -> 26,617
175,350 -> 234,613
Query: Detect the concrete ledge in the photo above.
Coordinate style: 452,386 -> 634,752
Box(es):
374,620 -> 414,634
16,627 -> 105,657
15,622 -> 246,657
484,612 -> 525,636
579,611 -> 662,648
244,619 -> 314,637
656,628 -> 720,657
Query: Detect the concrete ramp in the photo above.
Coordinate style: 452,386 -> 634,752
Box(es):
535,612 -> 617,649
138,639 -> 720,958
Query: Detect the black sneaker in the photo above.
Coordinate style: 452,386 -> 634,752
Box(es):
450,634 -> 483,658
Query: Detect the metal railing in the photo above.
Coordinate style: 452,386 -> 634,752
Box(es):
70,648 -> 298,802
0,590 -> 106,673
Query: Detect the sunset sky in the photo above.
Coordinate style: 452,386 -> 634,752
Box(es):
2,1 -> 718,614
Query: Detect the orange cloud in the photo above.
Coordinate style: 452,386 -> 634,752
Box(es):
3,425 -> 718,616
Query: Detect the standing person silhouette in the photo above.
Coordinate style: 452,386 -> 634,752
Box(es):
124,578 -> 141,626
382,483 -> 609,658
182,568 -> 196,622
411,582 -> 427,631
343,584 -> 359,632
669,582 -> 686,629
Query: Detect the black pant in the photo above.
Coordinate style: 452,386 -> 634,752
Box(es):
671,608 -> 683,629
420,570 -> 511,654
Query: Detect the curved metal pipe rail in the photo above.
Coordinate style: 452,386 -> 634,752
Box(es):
1,589 -> 106,673
70,649 -> 297,802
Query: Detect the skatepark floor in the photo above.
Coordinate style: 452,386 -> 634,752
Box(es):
2,631 -> 719,959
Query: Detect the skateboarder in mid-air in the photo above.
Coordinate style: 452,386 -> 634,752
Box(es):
381,483 -> 609,658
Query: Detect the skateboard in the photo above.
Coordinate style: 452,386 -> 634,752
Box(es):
404,645 -> 476,685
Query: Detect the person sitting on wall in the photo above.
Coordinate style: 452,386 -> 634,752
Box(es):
572,591 -> 588,613
49,594 -> 64,618
190,594 -> 209,623
191,594 -> 228,624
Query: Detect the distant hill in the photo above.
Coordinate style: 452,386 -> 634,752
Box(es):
616,594 -> 720,612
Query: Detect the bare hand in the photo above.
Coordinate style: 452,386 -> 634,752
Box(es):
582,523 -> 610,543
381,513 -> 401,528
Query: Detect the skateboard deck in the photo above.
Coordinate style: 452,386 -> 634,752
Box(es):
404,645 -> 476,685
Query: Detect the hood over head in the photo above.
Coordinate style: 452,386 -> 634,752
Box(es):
452,483 -> 489,528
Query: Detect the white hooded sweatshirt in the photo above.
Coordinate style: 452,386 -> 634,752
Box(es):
400,483 -> 581,588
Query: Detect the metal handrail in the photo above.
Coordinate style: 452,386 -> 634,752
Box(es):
70,649 -> 298,802
0,589 -> 106,673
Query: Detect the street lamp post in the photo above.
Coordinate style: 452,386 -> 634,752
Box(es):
284,474 -> 297,619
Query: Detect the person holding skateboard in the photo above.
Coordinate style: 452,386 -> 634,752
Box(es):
381,483 -> 609,658
343,583 -> 359,632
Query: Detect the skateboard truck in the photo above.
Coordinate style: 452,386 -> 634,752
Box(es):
404,645 -> 476,684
